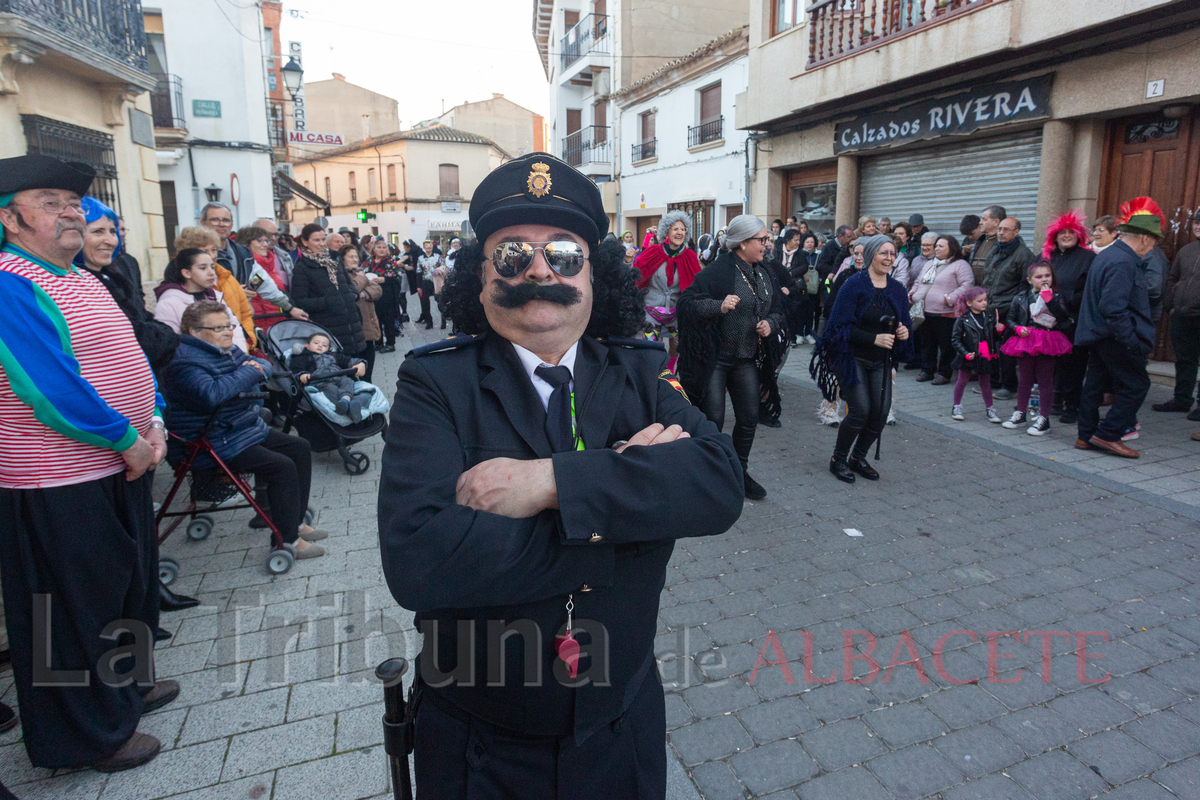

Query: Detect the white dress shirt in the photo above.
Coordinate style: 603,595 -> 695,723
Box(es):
511,341 -> 579,411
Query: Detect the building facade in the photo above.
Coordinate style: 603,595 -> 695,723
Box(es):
616,29 -> 748,244
741,0 -> 1200,259
0,0 -> 168,278
299,74 -> 400,144
426,94 -> 545,159
532,0 -> 749,231
288,125 -> 508,247
146,0 -> 276,252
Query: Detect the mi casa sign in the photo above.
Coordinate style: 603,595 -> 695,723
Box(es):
834,75 -> 1053,154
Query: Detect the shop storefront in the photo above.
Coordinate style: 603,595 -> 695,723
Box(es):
782,162 -> 838,237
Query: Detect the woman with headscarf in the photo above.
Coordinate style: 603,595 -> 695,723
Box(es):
1043,210 -> 1095,423
633,211 -> 701,369
811,234 -> 913,483
678,215 -> 786,501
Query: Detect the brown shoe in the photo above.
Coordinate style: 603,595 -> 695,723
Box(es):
1089,436 -> 1139,458
1191,431 -> 1200,442
1074,439 -> 1095,450
143,680 -> 179,713
92,732 -> 161,773
930,374 -> 950,386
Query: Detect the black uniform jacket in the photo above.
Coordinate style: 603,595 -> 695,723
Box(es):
377,332 -> 743,745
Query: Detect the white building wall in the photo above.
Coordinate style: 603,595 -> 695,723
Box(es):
155,0 -> 276,238
618,56 -> 749,233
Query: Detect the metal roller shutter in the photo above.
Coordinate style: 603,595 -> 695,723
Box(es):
858,130 -> 1043,240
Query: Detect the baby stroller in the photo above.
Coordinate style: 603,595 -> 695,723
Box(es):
155,393 -> 314,582
261,319 -> 389,475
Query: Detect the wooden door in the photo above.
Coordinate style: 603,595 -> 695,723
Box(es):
1101,109 -> 1200,360
637,216 -> 661,246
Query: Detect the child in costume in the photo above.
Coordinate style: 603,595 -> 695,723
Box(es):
950,287 -> 1003,423
291,333 -> 368,421
1001,259 -> 1073,435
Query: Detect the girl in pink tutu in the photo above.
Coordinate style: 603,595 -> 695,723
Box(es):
1001,259 -> 1073,436
950,287 -> 1003,424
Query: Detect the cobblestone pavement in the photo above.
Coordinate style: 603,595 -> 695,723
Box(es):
2,322 -> 1198,799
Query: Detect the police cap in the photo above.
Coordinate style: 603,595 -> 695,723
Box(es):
469,152 -> 608,247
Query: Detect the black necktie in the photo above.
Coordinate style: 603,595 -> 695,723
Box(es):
535,364 -> 574,453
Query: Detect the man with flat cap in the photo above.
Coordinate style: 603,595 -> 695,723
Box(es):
377,152 -> 744,798
0,154 -> 177,772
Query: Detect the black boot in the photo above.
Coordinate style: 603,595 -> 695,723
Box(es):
154,627 -> 173,643
160,579 -> 200,612
743,471 -> 767,500
848,454 -> 880,480
829,456 -> 855,483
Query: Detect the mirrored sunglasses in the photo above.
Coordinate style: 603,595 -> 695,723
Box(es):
487,241 -> 588,279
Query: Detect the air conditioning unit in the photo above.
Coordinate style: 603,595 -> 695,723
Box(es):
275,162 -> 294,177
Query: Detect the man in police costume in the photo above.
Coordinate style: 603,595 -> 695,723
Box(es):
377,153 -> 744,798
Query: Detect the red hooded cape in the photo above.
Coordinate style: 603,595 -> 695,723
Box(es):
633,244 -> 701,292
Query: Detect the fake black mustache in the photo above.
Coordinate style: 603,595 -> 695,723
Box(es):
490,279 -> 582,309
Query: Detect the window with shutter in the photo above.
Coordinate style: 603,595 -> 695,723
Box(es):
593,101 -> 606,142
368,168 -> 377,199
566,109 -> 582,135
348,171 -> 357,203
699,84 -> 721,123
641,111 -> 655,143
439,164 -> 459,197
324,177 -> 331,201
387,164 -> 397,196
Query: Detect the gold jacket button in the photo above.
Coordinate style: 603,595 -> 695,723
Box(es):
589,533 -> 603,543
579,584 -> 593,592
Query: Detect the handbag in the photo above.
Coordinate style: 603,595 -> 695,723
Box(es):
804,267 -> 820,295
909,297 -> 926,330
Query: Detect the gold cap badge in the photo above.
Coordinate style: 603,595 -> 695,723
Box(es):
527,162 -> 552,198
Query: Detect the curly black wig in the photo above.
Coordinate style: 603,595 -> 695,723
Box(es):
441,238 -> 645,339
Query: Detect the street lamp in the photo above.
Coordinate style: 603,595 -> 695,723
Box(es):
281,57 -> 304,100
204,183 -> 222,202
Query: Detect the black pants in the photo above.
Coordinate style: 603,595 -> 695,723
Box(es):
834,356 -> 892,460
352,344 -> 375,384
1077,339 -> 1152,442
700,355 -> 759,468
414,670 -> 667,800
0,472 -> 158,768
418,279 -> 435,323
376,281 -> 401,346
225,430 -> 312,545
1056,343 -> 1089,414
922,315 -> 955,377
795,294 -> 816,338
1170,313 -> 1200,404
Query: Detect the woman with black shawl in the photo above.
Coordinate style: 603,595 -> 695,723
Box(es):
810,234 -> 914,484
678,215 -> 786,501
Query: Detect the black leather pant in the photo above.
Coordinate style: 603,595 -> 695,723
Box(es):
834,356 -> 892,460
700,355 -> 758,468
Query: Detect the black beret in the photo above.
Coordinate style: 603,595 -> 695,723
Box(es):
0,154 -> 95,198
469,152 -> 608,246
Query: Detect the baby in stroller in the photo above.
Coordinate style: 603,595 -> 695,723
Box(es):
291,333 -> 369,421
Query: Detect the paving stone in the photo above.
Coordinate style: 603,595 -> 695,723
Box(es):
992,706 -> 1083,755
932,724 -> 1025,778
1101,673 -> 1186,716
731,738 -> 819,795
271,746 -> 389,799
1006,750 -> 1109,800
335,701 -> 386,752
736,696 -> 820,744
223,714 -> 336,780
179,686 -> 289,744
799,719 -> 887,771
689,761 -> 747,800
866,744 -> 963,800
1067,729 -> 1165,786
100,740 -> 227,800
1122,711 -> 1200,762
793,766 -> 892,800
1100,778 -> 1183,800
863,702 -> 948,748
1049,687 -> 1138,734
922,683 -> 1008,729
800,682 -> 876,723
669,714 -> 753,766
1153,756 -> 1200,799
681,677 -> 760,719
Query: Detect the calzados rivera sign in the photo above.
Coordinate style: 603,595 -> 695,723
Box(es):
833,74 -> 1053,154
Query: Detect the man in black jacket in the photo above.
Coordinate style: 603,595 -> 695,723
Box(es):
979,217 -> 1034,399
200,202 -> 254,284
816,224 -> 851,281
1154,210 -> 1200,416
377,153 -> 743,799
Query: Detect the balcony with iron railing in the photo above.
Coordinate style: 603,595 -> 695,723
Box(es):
0,0 -> 151,82
688,117 -> 724,148
631,138 -> 657,163
559,13 -> 609,72
806,0 -> 991,69
149,73 -> 185,130
562,125 -> 611,168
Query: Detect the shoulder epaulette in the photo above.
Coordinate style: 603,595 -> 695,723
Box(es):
599,336 -> 667,352
407,333 -> 486,358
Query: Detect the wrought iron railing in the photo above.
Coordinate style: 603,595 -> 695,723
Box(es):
560,13 -> 609,70
149,73 -> 185,129
688,117 -> 723,147
22,115 -> 121,212
0,0 -> 150,73
806,0 -> 990,68
562,126 -> 611,168
631,138 -> 657,162
267,101 -> 286,148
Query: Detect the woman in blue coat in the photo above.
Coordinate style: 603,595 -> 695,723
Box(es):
164,301 -> 328,558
